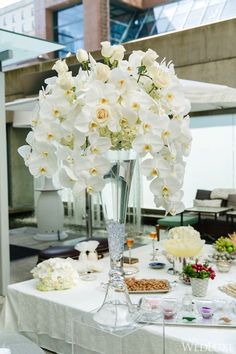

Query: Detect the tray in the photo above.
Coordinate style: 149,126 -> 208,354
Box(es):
137,297 -> 236,328
129,288 -> 169,294
125,278 -> 170,294
139,311 -> 236,328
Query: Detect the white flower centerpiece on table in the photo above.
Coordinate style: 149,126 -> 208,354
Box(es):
164,226 -> 205,275
19,42 -> 192,328
18,41 -> 191,215
31,258 -> 79,291
165,226 -> 205,258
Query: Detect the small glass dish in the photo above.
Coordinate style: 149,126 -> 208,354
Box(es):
124,264 -> 139,276
161,298 -> 179,320
195,300 -> 215,319
216,260 -> 232,273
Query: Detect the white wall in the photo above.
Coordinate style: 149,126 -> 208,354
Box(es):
142,113 -> 236,209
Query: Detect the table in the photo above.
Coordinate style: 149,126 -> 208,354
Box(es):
226,210 -> 236,230
1,244 -> 236,354
185,206 -> 232,223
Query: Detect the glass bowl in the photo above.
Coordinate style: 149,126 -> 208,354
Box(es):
195,300 -> 215,319
160,298 -> 179,320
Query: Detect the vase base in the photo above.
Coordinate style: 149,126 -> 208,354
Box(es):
33,231 -> 68,241
93,302 -> 138,331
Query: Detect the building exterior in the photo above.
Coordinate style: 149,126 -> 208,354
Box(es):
0,0 -> 35,35
33,0 -> 236,54
1,0 -> 235,55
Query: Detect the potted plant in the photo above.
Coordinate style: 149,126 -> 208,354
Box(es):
183,262 -> 216,297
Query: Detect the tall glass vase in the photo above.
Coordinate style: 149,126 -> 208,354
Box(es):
93,150 -> 138,330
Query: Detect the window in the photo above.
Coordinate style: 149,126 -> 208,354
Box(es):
221,0 -> 236,18
54,3 -> 83,57
110,5 -> 157,44
110,0 -> 234,44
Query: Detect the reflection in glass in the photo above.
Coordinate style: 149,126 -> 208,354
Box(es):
110,0 -> 233,45
221,0 -> 236,18
54,3 -> 84,57
202,4 -> 222,23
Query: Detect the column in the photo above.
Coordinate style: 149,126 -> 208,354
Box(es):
0,70 -> 10,295
83,0 -> 110,52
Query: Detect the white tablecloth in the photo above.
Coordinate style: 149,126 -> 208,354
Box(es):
1,244 -> 236,354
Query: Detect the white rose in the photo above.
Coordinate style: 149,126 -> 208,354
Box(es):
142,48 -> 158,67
76,48 -> 89,63
110,44 -> 125,63
94,62 -> 110,82
52,59 -> 68,75
101,41 -> 113,57
58,72 -> 74,90
148,64 -> 170,88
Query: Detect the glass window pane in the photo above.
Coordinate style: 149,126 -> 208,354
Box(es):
175,0 -> 193,14
160,2 -> 178,20
54,3 -> 84,56
57,4 -> 83,27
58,22 -> 83,40
201,4 -> 222,23
153,5 -> 164,19
156,17 -> 171,33
221,0 -> 236,18
184,8 -> 204,27
138,21 -> 156,37
209,0 -> 226,4
171,13 -> 188,29
111,22 -> 127,39
192,0 -> 207,10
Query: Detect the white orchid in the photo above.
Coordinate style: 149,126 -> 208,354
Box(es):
19,43 -> 191,214
140,157 -> 171,180
74,155 -> 111,178
73,173 -> 106,196
150,176 -> 181,202
142,48 -> 159,68
88,133 -> 111,154
132,133 -> 164,157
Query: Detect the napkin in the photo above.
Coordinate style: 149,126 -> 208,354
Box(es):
75,242 -> 88,262
67,258 -> 104,274
87,240 -> 99,262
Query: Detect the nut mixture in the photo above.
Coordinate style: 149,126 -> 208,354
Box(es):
125,278 -> 169,292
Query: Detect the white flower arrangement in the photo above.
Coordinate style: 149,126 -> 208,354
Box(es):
31,258 -> 79,291
18,41 -> 191,214
164,226 -> 205,257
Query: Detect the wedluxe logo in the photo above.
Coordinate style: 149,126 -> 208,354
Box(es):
182,342 -> 233,353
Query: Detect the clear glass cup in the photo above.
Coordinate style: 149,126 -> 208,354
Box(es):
149,231 -> 157,261
126,237 -> 134,264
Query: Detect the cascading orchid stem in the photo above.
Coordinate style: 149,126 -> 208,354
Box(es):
18,42 -> 192,214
